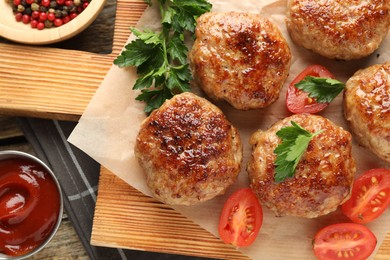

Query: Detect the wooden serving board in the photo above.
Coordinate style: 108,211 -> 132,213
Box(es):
0,1 -> 389,259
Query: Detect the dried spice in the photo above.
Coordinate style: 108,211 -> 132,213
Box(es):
7,0 -> 92,30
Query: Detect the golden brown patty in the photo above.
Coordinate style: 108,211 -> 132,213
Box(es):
135,92 -> 242,205
248,114 -> 355,218
189,12 -> 291,110
286,0 -> 390,60
344,62 -> 390,163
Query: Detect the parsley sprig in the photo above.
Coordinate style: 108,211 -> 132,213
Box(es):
114,0 -> 212,114
295,76 -> 345,103
274,121 -> 323,182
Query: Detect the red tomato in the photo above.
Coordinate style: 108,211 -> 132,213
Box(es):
218,188 -> 263,247
342,168 -> 390,224
286,64 -> 335,114
313,223 -> 377,260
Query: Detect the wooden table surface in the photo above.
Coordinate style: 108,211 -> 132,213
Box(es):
1,0 -> 389,259
0,117 -> 89,259
0,0 -> 117,258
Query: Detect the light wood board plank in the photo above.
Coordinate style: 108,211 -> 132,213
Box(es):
0,0 -> 146,121
0,0 -> 389,259
92,168 -> 248,260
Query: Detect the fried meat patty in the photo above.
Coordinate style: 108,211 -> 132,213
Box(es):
189,12 -> 291,110
135,92 -> 243,205
286,0 -> 390,60
343,62 -> 390,163
248,114 -> 355,218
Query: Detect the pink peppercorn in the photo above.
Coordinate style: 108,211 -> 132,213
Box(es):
47,13 -> 56,21
54,18 -> 63,27
8,0 -> 92,30
62,15 -> 71,24
31,11 -> 39,19
14,13 -> 23,22
22,14 -> 31,24
30,19 -> 38,28
39,12 -> 47,22
37,22 -> 45,30
41,0 -> 50,7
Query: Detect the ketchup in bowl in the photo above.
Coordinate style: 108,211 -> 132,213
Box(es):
0,151 -> 63,258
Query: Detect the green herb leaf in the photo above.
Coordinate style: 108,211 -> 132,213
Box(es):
136,88 -> 173,114
131,28 -> 162,45
114,39 -> 157,68
166,65 -> 192,93
133,70 -> 155,90
274,121 -> 324,182
167,33 -> 188,64
115,0 -> 212,114
143,0 -> 152,6
162,6 -> 176,25
295,76 -> 345,103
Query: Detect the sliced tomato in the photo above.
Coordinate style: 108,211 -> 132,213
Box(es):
342,168 -> 390,224
286,64 -> 335,114
313,223 -> 377,260
218,188 -> 263,247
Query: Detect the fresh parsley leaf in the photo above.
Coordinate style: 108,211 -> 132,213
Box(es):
295,76 -> 345,103
173,0 -> 213,16
167,33 -> 188,64
114,39 -> 157,68
274,121 -> 324,182
162,6 -> 176,25
167,65 -> 192,93
115,0 -> 212,114
136,88 -> 173,114
133,70 -> 155,90
131,28 -> 162,45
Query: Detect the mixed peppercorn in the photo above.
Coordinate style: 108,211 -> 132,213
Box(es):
7,0 -> 92,30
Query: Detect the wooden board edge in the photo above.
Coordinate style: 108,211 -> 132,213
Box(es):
91,167 -> 250,260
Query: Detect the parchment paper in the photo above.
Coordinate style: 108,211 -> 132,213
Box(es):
68,0 -> 390,259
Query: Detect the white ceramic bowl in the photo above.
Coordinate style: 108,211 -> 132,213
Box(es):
0,150 -> 64,259
0,0 -> 106,45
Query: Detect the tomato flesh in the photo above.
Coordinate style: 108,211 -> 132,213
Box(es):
286,64 -> 334,114
313,223 -> 377,260
218,188 -> 263,247
342,168 -> 390,224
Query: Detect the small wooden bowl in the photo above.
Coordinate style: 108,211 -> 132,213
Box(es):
0,0 -> 106,45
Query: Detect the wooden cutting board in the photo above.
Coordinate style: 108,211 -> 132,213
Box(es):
0,0 -> 389,259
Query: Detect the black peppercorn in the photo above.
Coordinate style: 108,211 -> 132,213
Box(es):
54,9 -> 62,18
7,0 -> 93,30
23,7 -> 32,15
49,1 -> 57,9
44,20 -> 53,28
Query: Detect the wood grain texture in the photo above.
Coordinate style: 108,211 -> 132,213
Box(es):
0,0 -> 146,121
0,123 -> 89,259
0,0 -> 107,45
92,167 -> 249,260
93,168 -> 390,260
0,0 -> 389,259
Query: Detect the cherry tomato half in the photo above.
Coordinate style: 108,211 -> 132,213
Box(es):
342,168 -> 390,224
286,64 -> 335,114
313,223 -> 377,260
218,188 -> 263,247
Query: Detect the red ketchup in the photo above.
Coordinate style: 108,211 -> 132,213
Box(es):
0,157 -> 61,256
